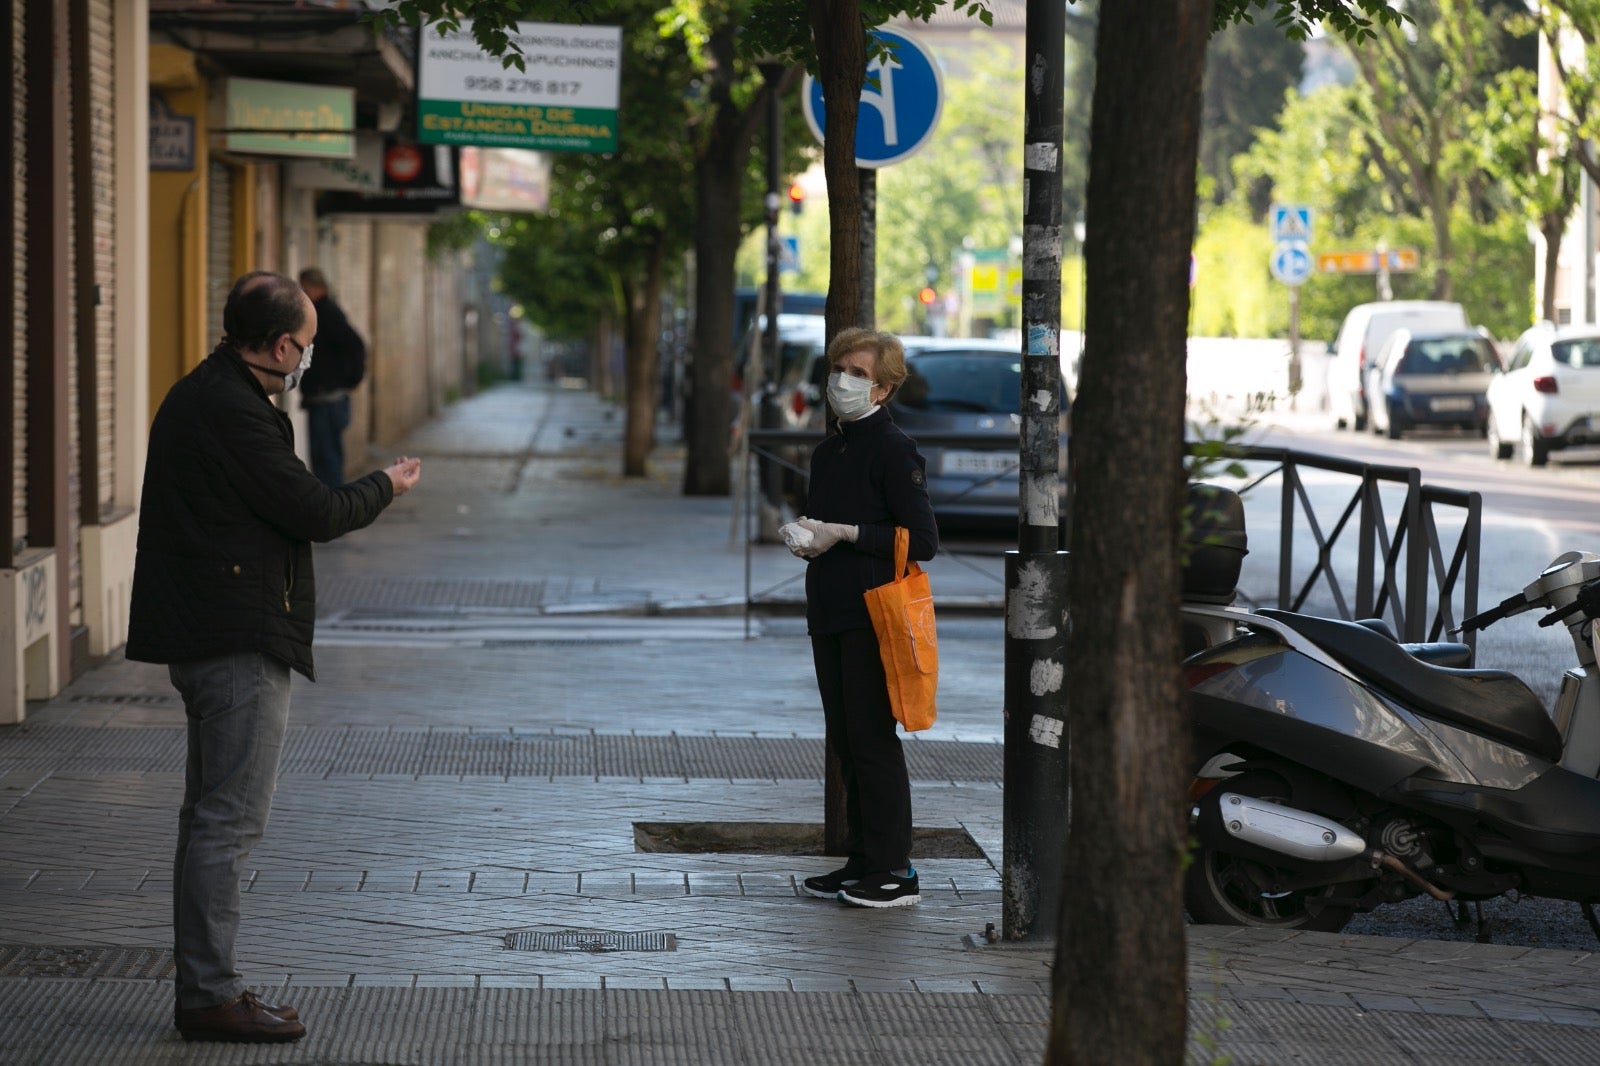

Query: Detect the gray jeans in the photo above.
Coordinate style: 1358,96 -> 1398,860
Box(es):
168,652 -> 291,1008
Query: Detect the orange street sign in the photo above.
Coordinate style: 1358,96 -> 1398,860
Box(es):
1318,251 -> 1378,274
1386,247 -> 1420,272
1317,247 -> 1421,274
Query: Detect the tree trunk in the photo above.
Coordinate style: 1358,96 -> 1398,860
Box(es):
683,24 -> 763,497
621,247 -> 664,477
1428,176 -> 1453,301
1542,212 -> 1563,324
809,0 -> 865,339
1049,0 -> 1213,1061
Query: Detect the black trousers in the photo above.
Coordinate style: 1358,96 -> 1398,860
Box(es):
811,627 -> 912,872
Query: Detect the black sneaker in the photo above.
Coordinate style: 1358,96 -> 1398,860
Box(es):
802,865 -> 863,899
838,869 -> 920,908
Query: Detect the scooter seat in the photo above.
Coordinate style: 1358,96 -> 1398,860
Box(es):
1258,610 -> 1562,763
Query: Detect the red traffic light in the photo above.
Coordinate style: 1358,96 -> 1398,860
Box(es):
917,286 -> 937,306
786,182 -> 805,214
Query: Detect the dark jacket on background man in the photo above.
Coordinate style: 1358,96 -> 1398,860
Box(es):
803,407 -> 939,635
126,344 -> 392,679
299,295 -> 366,398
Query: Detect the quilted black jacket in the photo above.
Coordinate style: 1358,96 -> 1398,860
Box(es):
126,344 -> 393,679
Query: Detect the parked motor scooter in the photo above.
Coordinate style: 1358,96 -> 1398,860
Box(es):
1184,548 -> 1600,939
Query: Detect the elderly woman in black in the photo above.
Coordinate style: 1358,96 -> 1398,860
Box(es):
786,327 -> 938,908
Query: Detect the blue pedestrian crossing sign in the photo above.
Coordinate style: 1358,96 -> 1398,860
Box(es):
1270,204 -> 1313,244
1271,239 -> 1313,287
802,29 -> 943,169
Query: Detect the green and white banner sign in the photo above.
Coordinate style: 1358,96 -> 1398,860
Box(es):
417,22 -> 621,153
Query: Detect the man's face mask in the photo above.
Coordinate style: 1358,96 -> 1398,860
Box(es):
283,338 -> 314,391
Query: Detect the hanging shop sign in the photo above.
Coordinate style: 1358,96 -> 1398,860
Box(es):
220,77 -> 354,159
417,22 -> 621,152
315,141 -> 458,215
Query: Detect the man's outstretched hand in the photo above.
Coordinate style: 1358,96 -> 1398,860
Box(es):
384,456 -> 422,497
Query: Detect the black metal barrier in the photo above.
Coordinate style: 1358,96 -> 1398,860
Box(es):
743,431 -> 1482,651
1211,444 -> 1482,651
741,428 -> 1017,618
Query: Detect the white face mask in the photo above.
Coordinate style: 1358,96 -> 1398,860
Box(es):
827,371 -> 878,420
282,342 -> 315,392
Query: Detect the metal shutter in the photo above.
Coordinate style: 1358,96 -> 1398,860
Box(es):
10,0 -> 26,545
89,0 -> 114,513
205,160 -> 232,351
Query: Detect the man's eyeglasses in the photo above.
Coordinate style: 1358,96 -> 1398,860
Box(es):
286,337 -> 315,364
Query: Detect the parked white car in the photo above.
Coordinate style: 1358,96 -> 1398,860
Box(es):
1486,322 -> 1600,466
1327,300 -> 1469,431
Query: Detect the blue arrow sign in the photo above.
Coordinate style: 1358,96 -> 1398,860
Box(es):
1270,239 -> 1312,287
802,29 -> 943,169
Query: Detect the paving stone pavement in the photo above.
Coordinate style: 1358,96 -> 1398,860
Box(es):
4,381 -> 1600,1063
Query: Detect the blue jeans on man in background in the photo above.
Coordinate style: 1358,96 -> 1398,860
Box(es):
305,394 -> 351,487
168,653 -> 291,1009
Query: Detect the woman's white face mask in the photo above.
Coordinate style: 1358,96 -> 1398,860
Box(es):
827,371 -> 877,420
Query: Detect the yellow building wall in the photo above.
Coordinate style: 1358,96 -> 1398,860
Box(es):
147,44 -> 206,414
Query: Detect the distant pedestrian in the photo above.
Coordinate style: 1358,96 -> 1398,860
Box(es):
297,268 -> 368,487
785,327 -> 938,908
127,271 -> 422,1043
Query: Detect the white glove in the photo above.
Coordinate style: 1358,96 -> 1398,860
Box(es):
779,521 -> 815,558
795,516 -> 858,558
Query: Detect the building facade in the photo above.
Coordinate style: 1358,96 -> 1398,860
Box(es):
2,0 -> 506,724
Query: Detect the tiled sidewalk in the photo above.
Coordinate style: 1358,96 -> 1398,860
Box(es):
5,382 -> 1600,1063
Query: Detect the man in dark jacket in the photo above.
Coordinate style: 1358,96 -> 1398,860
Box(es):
127,272 -> 421,1043
296,268 -> 367,487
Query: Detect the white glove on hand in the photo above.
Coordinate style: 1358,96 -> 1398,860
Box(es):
795,516 -> 858,558
779,521 -> 815,559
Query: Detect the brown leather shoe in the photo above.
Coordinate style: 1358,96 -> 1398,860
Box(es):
173,995 -> 298,1027
175,991 -> 306,1042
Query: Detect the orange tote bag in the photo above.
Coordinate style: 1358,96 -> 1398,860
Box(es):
863,527 -> 938,731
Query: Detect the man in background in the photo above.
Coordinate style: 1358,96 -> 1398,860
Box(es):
298,268 -> 368,486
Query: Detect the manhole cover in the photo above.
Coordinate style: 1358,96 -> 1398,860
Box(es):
504,930 -> 676,953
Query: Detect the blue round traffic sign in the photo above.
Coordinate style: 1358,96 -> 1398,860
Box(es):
1270,239 -> 1312,287
802,29 -> 943,169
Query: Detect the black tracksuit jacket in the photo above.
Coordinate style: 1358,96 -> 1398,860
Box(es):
803,407 -> 939,635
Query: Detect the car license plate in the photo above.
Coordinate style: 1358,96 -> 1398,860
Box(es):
942,450 -> 1017,476
1429,396 -> 1474,412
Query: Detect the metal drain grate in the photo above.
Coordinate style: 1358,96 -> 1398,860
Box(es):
0,945 -> 174,979
504,930 -> 676,953
67,694 -> 177,706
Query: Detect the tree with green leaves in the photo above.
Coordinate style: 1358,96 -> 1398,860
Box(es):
1342,0 -> 1520,300
1200,15 -> 1304,206
1521,0 -> 1600,322
1054,2 -> 1402,1062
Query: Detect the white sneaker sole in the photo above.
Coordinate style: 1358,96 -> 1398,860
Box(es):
838,891 -> 920,908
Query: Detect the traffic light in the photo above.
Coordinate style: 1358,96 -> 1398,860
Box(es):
917,286 -> 937,306
787,182 -> 805,214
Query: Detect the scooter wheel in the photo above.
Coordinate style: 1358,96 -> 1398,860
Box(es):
1183,772 -> 1358,933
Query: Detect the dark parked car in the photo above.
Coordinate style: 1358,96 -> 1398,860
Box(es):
1363,328 -> 1500,440
890,339 -> 1067,528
